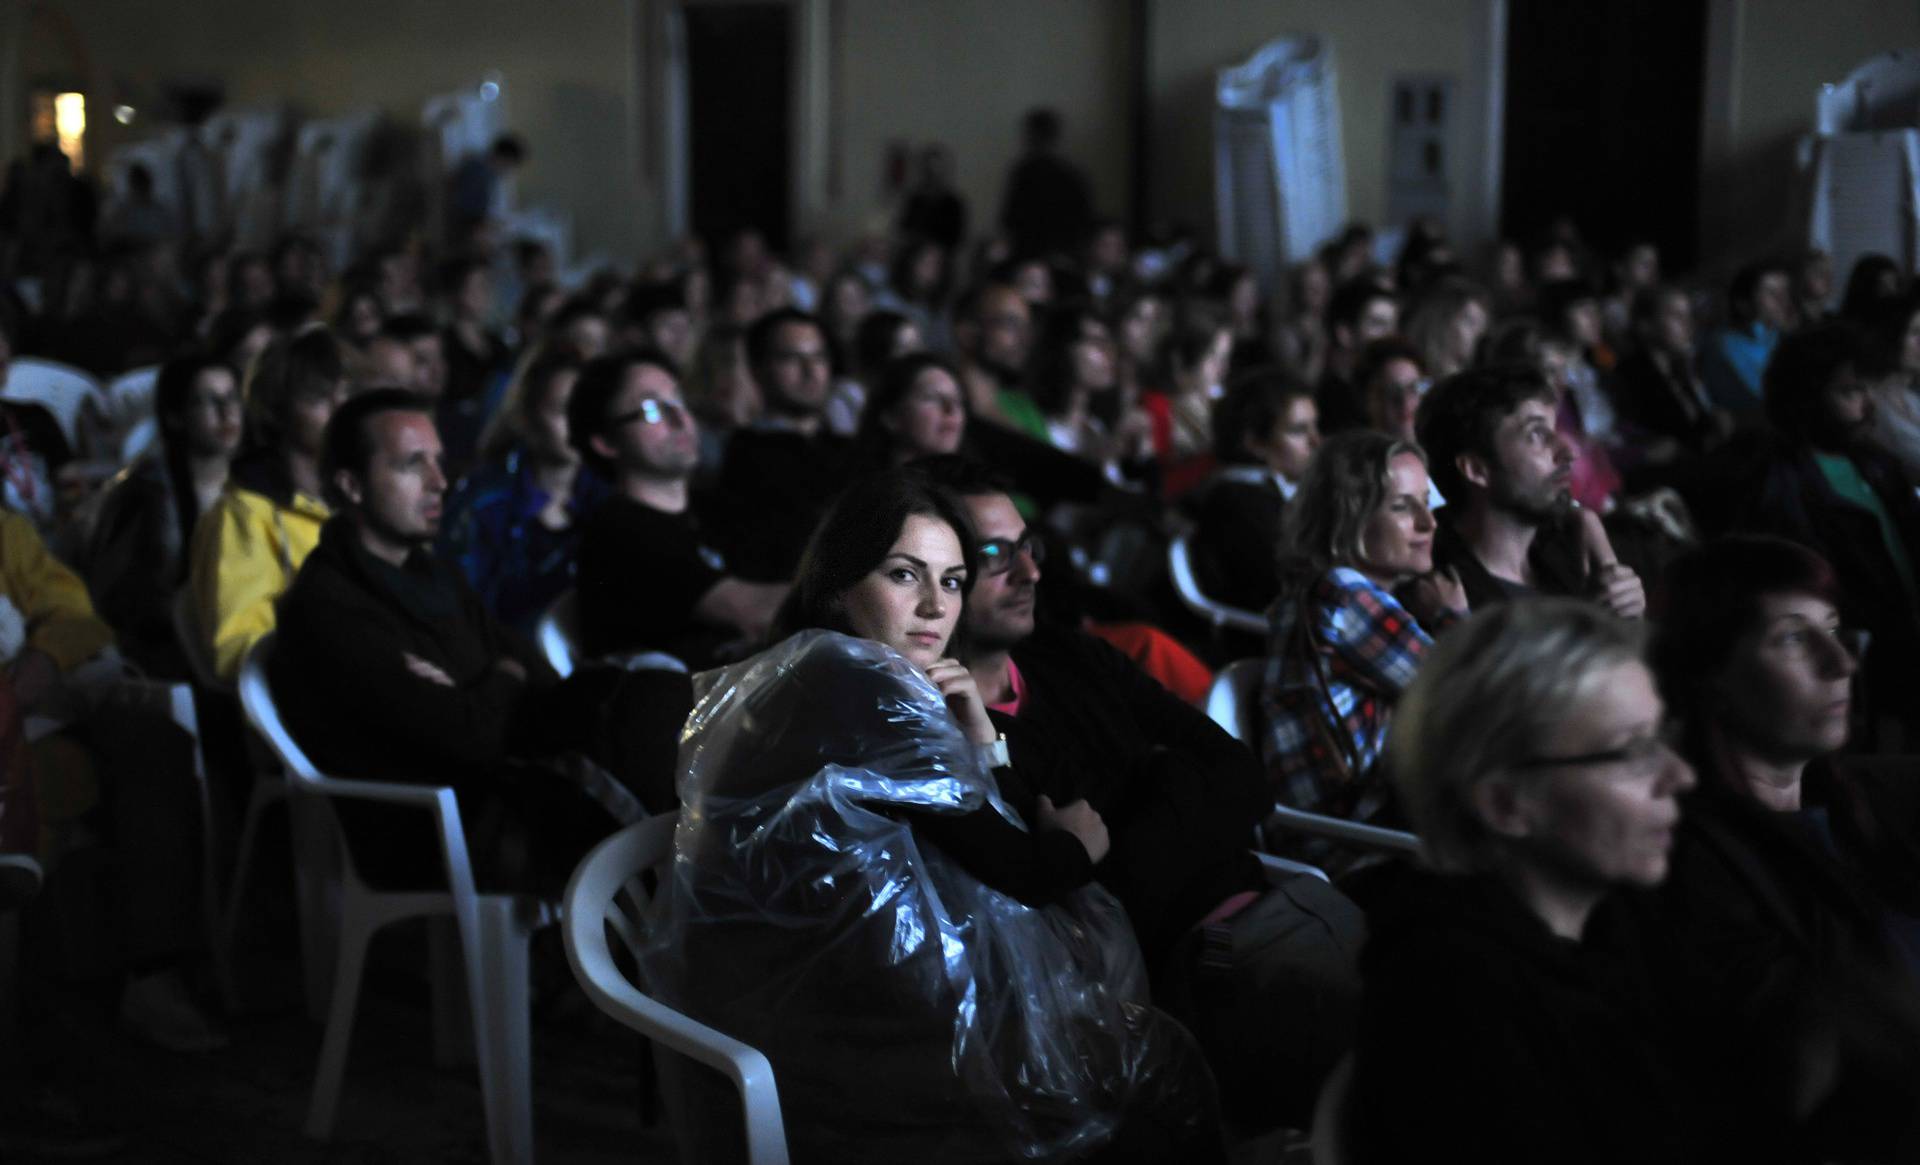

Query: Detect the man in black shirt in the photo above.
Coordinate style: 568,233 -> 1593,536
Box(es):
712,308 -> 852,581
924,458 -> 1364,1133
570,352 -> 787,668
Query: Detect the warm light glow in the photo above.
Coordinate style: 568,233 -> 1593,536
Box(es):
54,92 -> 85,170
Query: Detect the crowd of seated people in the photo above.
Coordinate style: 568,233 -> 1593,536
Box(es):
4,104 -> 1920,1161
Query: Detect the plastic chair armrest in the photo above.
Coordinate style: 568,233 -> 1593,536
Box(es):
1266,803 -> 1421,854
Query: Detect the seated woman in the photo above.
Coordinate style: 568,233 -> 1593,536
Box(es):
1351,599 -> 1711,1164
849,352 -> 968,472
1261,431 -> 1464,826
86,353 -> 242,676
1650,535 -> 1920,1162
647,469 -> 1221,1165
438,350 -> 604,631
1191,371 -> 1319,613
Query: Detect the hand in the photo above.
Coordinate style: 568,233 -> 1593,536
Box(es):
1405,566 -> 1468,626
492,657 -> 528,683
403,652 -> 456,687
9,648 -> 62,715
925,657 -> 997,745
1036,794 -> 1110,865
1592,562 -> 1647,619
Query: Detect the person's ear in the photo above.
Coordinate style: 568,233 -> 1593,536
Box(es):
333,469 -> 365,508
589,431 -> 618,466
1457,450 -> 1493,491
1471,774 -> 1534,841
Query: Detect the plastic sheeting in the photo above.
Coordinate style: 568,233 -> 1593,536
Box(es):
642,630 -> 1214,1162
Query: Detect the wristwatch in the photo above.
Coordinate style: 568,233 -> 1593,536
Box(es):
985,732 -> 1011,769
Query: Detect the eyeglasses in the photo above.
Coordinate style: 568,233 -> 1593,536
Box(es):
978,534 -> 1045,575
606,398 -> 690,429
1512,723 -> 1681,774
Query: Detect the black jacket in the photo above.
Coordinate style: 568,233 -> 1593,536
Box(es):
1190,468 -> 1285,613
1428,508 -> 1587,611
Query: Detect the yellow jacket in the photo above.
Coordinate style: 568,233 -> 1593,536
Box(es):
0,510 -> 114,671
188,480 -> 330,682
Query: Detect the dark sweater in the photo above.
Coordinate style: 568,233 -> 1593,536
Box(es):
990,625 -> 1270,962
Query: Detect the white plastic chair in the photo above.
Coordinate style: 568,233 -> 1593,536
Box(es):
562,813 -> 790,1165
238,635 -> 555,1162
1206,660 -> 1421,855
1169,534 -> 1268,635
2,356 -> 104,449
104,364 -> 160,445
536,589 -> 689,678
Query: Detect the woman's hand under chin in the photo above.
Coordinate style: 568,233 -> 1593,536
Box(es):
924,657 -> 999,744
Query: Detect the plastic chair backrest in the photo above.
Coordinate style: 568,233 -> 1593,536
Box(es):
1205,658 -> 1264,743
563,814 -> 790,1165
236,636 -> 324,785
536,590 -> 578,678
105,365 -> 160,429
2,357 -> 102,448
1168,534 -> 1267,635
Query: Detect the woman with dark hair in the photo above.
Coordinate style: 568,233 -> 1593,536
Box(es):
1140,312 -> 1232,496
185,327 -> 348,681
1862,292 -> 1920,481
1261,430 -> 1465,829
651,469 -> 1220,1163
1191,370 -> 1319,611
1649,536 -> 1920,1162
438,350 -> 604,630
850,352 -> 968,471
1839,252 -> 1905,324
823,308 -> 923,437
87,353 -> 242,674
1028,305 -> 1122,459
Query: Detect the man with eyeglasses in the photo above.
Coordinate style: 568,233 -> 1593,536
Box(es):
712,307 -> 853,581
570,352 -> 788,672
918,456 -> 1365,1135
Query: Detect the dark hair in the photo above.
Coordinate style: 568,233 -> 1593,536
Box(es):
1213,368 -> 1315,465
1354,335 -> 1425,394
852,309 -> 915,380
1028,304 -> 1103,416
1328,277 -> 1396,334
745,307 -> 822,369
1728,260 -> 1787,321
1652,536 -> 1843,751
911,454 -> 1015,499
1535,278 -> 1598,343
1414,363 -> 1556,503
154,352 -> 236,544
480,348 -> 582,463
319,388 -> 434,507
1859,292 -> 1920,379
380,312 -> 438,345
437,256 -> 488,299
852,352 -> 967,470
1839,253 -> 1904,323
774,469 -> 980,651
245,328 -> 344,448
564,350 -> 680,477
1022,108 -> 1062,147
1762,320 -> 1862,441
625,280 -> 687,327
1629,284 -> 1688,332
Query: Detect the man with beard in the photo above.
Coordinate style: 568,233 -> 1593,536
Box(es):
570,352 -> 787,670
270,390 -> 641,889
713,307 -> 852,581
951,280 -> 1034,426
1416,364 -> 1646,617
1735,321 -> 1920,740
921,456 -> 1366,1135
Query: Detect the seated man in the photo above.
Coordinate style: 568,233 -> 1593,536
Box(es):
1416,364 -> 1645,618
924,457 -> 1365,1133
270,390 -> 653,891
711,308 -> 853,581
569,353 -> 787,669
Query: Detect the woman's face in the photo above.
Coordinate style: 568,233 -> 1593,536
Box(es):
1448,299 -> 1489,366
1298,261 -> 1331,315
287,378 -> 349,458
1500,661 -> 1693,891
1712,592 -> 1857,764
886,367 -> 966,459
1654,292 -> 1694,356
345,294 -> 383,343
1252,395 -> 1320,482
1121,297 -> 1164,364
1070,320 -> 1117,391
838,513 -> 968,671
1355,452 -> 1436,583
524,368 -> 581,467
1900,309 -> 1920,376
830,277 -> 869,330
181,367 -> 244,459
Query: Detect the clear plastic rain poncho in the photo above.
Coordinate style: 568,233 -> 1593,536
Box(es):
641,630 -> 1214,1163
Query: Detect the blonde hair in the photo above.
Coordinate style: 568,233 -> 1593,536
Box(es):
1277,429 -> 1424,597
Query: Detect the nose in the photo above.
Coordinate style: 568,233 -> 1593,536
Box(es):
1010,544 -> 1042,584
1411,503 -> 1434,533
1818,630 -> 1860,680
915,581 -> 946,618
1553,433 -> 1576,465
1657,746 -> 1697,796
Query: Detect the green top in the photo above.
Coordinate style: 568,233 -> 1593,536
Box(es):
995,387 -> 1052,443
1813,450 -> 1918,603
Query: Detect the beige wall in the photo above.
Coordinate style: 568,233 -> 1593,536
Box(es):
25,0 -> 646,260
1705,0 -> 1920,268
824,0 -> 1131,246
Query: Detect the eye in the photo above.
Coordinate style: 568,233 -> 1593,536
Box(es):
941,576 -> 964,592
888,567 -> 917,584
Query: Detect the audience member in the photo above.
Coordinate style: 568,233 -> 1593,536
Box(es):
999,107 -> 1094,261
1316,278 -> 1400,432
1401,276 -> 1490,381
1838,252 -> 1904,324
1860,291 -> 1920,481
1191,371 -> 1319,612
897,143 -> 968,253
1700,261 -> 1792,417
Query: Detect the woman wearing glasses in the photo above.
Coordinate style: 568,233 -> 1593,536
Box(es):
648,469 -> 1222,1163
1649,536 -> 1920,1162
1349,598 -> 1713,1163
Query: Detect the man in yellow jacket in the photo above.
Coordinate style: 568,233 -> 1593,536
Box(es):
185,329 -> 347,682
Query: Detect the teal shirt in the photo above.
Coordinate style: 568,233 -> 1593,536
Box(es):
1813,450 -> 1918,602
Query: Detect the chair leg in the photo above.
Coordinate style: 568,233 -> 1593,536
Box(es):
468,898 -> 535,1165
288,797 -> 340,1022
218,780 -> 275,1012
304,905 -> 375,1141
429,916 -> 473,1067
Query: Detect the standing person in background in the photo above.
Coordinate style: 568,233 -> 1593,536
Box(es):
999,108 -> 1093,262
445,134 -> 526,250
899,144 -> 968,255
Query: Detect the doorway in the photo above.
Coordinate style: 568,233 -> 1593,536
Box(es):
1500,0 -> 1707,268
683,3 -> 792,256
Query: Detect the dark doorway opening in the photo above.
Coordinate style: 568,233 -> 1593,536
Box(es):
684,3 -> 792,256
1501,0 -> 1707,270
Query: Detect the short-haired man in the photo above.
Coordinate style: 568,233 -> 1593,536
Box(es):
569,353 -> 787,668
923,457 -> 1365,1133
712,307 -> 852,581
271,391 -> 645,890
1416,365 -> 1646,617
621,282 -> 696,371
1317,278 -> 1400,432
1700,261 -> 1793,417
950,280 -> 1035,425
